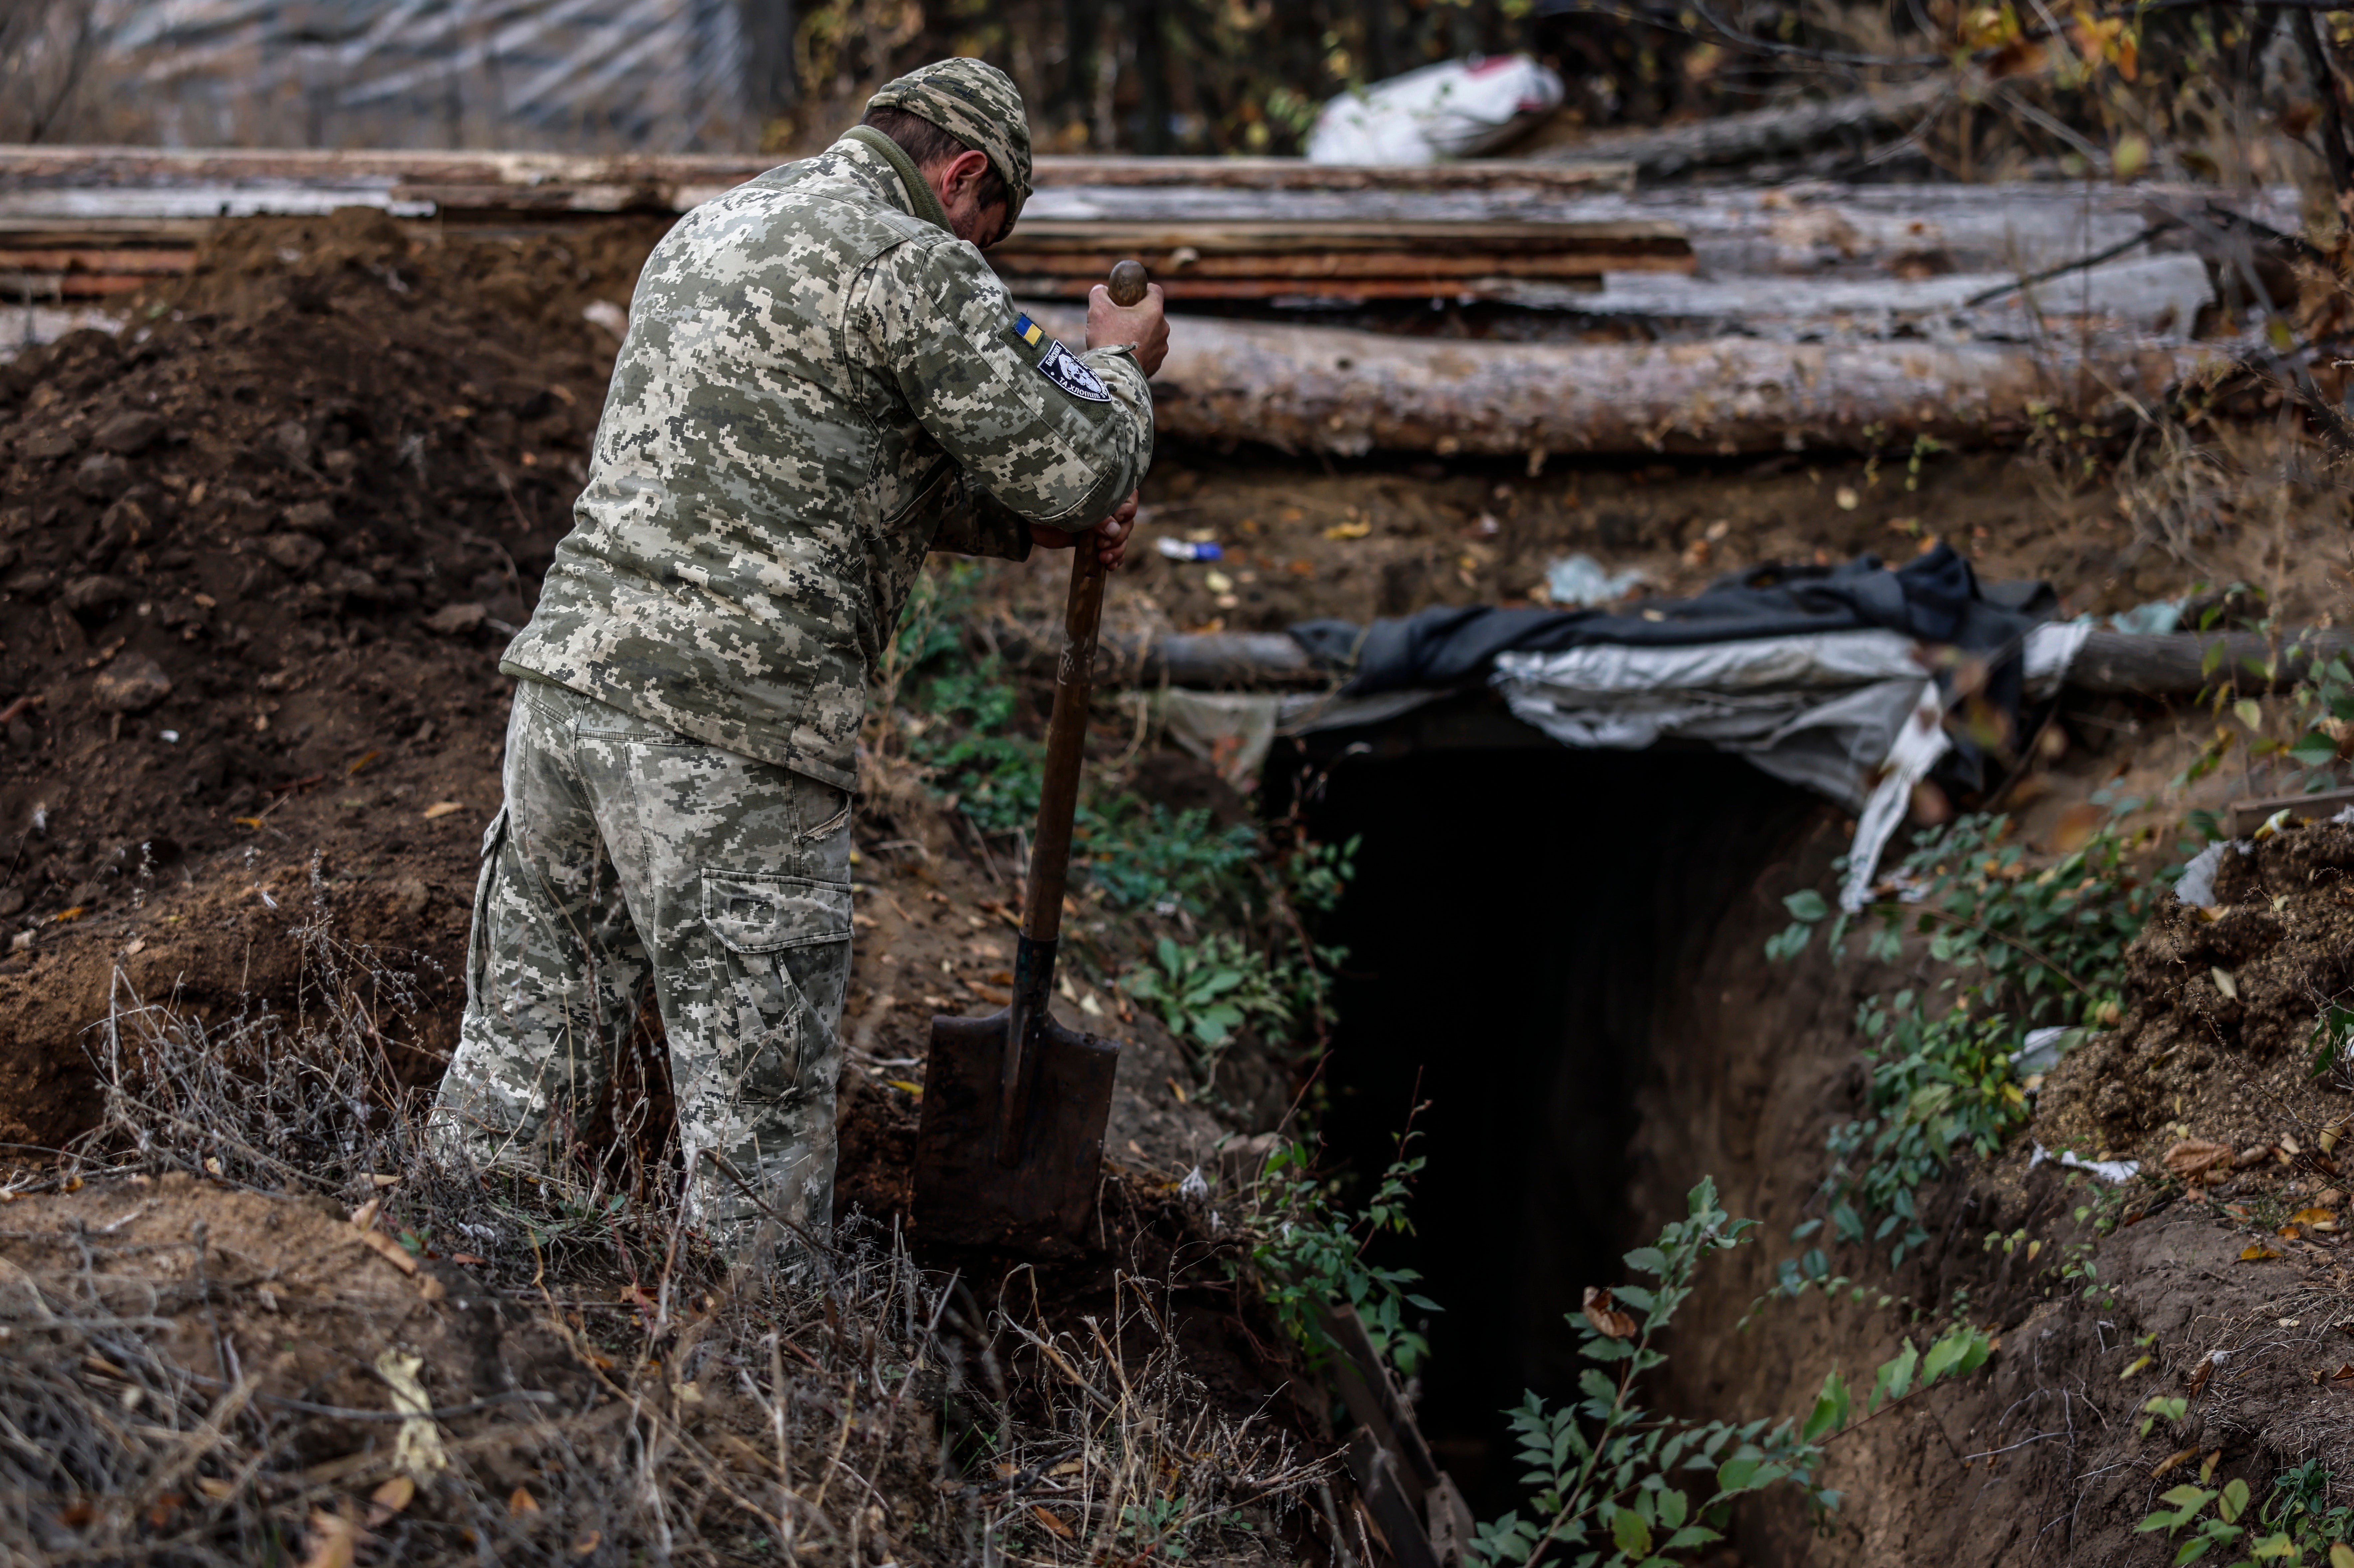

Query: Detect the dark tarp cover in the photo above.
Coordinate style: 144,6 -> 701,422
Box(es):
1289,545 -> 2060,791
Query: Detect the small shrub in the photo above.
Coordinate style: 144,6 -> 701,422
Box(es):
1082,797 -> 1258,914
1231,1134 -> 1438,1378
1471,1178 -> 1994,1568
1770,806 -> 2154,1270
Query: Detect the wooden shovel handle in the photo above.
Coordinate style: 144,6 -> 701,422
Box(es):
1019,258 -> 1144,946
1020,524 -> 1107,945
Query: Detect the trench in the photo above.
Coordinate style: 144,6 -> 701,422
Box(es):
1295,740 -> 1822,1514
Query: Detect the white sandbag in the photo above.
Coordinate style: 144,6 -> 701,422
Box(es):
1305,54 -> 1566,165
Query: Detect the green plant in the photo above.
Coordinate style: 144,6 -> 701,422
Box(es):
2143,1476 -> 2254,1564
1233,1134 -> 1438,1378
1769,806 -> 2155,1271
905,658 -> 1044,836
1122,933 -> 1292,1059
1082,797 -> 1259,914
1470,1179 -> 1994,1568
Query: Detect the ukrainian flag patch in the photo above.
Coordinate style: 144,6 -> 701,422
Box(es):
1012,313 -> 1045,348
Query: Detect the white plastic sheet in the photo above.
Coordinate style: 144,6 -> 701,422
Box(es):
1305,54 -> 1565,165
90,0 -> 751,149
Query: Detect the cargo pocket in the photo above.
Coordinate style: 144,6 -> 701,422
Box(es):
701,871 -> 853,1105
461,805 -> 510,1016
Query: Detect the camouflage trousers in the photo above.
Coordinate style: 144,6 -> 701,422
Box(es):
430,678 -> 854,1252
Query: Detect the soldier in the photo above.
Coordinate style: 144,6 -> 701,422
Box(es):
428,58 -> 1167,1256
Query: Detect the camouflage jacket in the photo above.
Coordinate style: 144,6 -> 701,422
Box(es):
500,127 -> 1154,792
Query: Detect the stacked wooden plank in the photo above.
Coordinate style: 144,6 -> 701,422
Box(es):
0,146 -> 1658,303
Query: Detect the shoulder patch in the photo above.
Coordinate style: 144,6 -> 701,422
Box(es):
1036,338 -> 1112,403
1012,312 -> 1046,348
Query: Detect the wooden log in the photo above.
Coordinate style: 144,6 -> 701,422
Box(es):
2066,629 -> 2354,695
1542,79 -> 1953,179
996,218 -> 1690,258
1030,155 -> 1634,192
1094,631 -> 1324,687
1022,304 -> 2211,457
1002,275 -> 1612,302
0,145 -> 1630,220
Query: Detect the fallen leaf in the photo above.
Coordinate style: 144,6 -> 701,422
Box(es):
2242,1243 -> 2281,1261
196,1477 -> 236,1501
449,1252 -> 488,1266
572,1535 -> 601,1557
2164,1140 -> 2234,1181
885,1080 -> 923,1097
1321,520 -> 1371,541
2051,802 -> 2105,853
509,1487 -> 540,1517
1030,1505 -> 1074,1540
374,1350 -> 448,1481
2280,1225 -> 2304,1240
2333,1364 -> 2354,1382
347,750 -> 380,776
297,1511 -> 359,1568
2294,1208 -> 2340,1227
232,816 -> 264,829
58,1502 -> 92,1527
2121,1355 -> 2152,1378
1582,1286 -> 1637,1339
1049,1459 -> 1085,1477
358,1228 -> 419,1276
2212,966 -> 2238,1000
366,1476 -> 414,1528
2152,1447 -> 2199,1477
350,1198 -> 381,1229
421,801 -> 462,820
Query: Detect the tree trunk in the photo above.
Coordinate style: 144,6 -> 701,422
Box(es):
1023,304 -> 2207,457
1543,79 -> 1951,179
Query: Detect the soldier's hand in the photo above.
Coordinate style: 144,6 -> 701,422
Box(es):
1033,491 -> 1137,572
1087,282 -> 1168,378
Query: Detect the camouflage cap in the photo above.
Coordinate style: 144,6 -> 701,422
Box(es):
866,58 -> 1034,229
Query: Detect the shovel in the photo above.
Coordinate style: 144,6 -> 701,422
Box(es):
910,260 -> 1152,1254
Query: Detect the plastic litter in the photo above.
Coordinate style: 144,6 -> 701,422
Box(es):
2071,597 -> 2183,635
2029,1144 -> 2140,1183
1305,54 -> 1565,165
2173,839 -> 2247,905
1543,553 -> 1646,607
2012,1026 -> 2088,1076
1156,539 -> 1224,562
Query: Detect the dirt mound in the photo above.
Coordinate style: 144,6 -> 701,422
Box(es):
0,210 -> 672,1146
2038,818 -> 2354,1163
0,208 -> 657,924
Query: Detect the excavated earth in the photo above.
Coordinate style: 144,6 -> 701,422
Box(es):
3,208 -> 2354,1564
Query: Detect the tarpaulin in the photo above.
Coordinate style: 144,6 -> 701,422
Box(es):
1280,546 -> 2076,908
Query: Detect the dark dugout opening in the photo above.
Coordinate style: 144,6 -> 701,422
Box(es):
1290,735 -> 1821,1514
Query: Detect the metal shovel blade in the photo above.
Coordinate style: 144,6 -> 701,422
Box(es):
911,1007 -> 1118,1253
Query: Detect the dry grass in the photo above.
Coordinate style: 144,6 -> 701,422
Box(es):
0,912 -> 1321,1566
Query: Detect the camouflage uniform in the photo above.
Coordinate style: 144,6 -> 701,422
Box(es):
431,59 -> 1155,1249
